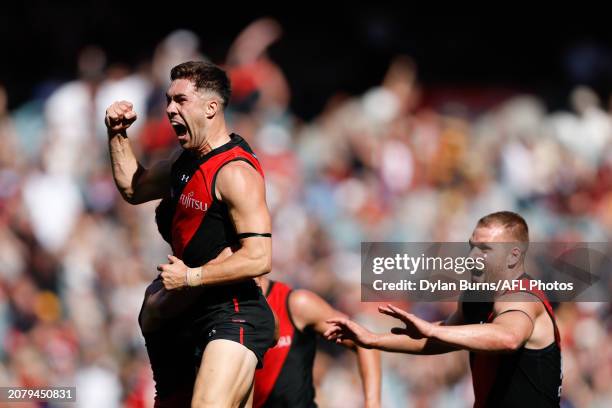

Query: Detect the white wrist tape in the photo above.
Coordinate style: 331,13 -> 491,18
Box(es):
186,267 -> 203,287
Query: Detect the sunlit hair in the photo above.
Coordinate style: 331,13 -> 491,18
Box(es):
477,211 -> 529,243
170,61 -> 231,108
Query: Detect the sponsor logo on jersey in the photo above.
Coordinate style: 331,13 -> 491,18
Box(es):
179,191 -> 207,212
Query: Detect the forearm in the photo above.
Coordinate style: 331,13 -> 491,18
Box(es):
370,333 -> 457,355
189,248 -> 271,286
108,132 -> 141,202
356,347 -> 381,407
429,323 -> 521,353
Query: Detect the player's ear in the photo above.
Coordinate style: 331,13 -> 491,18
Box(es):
205,99 -> 218,118
507,246 -> 521,268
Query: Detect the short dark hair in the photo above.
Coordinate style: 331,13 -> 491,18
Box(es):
477,211 -> 529,242
170,61 -> 231,108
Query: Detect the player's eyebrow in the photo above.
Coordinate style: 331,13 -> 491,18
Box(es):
468,239 -> 491,250
166,92 -> 187,100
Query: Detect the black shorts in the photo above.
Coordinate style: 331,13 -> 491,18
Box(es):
190,280 -> 276,368
139,279 -> 197,403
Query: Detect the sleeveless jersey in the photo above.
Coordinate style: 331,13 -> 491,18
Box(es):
254,281 -> 317,408
462,274 -> 562,407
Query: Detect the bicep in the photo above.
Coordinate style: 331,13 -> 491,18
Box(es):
492,303 -> 538,342
217,161 -> 271,233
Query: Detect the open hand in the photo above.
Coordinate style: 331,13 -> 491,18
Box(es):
378,304 -> 435,339
324,317 -> 377,348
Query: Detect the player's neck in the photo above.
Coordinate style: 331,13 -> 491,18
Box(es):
195,123 -> 231,157
505,266 -> 526,282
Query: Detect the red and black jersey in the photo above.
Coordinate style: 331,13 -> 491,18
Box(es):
462,274 -> 562,408
254,281 -> 317,408
146,134 -> 276,405
156,133 -> 264,267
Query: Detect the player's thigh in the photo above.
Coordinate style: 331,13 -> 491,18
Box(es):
192,339 -> 258,408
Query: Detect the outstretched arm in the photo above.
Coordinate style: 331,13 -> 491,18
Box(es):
105,100 -> 173,204
325,305 -> 463,355
159,160 -> 271,289
376,301 -> 538,354
290,290 -> 381,408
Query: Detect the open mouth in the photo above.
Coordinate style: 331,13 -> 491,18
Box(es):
171,122 -> 188,137
470,266 -> 485,281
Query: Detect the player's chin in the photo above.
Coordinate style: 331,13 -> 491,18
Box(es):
177,136 -> 189,147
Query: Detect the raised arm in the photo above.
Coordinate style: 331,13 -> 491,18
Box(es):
290,289 -> 381,408
105,100 -> 173,204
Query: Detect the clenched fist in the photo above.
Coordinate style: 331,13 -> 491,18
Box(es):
158,255 -> 189,290
105,100 -> 137,136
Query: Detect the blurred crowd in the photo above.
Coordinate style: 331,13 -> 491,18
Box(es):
1,17 -> 611,408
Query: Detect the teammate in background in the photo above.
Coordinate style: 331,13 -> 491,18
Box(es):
255,277 -> 381,408
325,211 -> 562,408
106,61 -> 275,408
137,247 -> 233,407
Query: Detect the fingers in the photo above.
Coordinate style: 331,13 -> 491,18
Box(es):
323,325 -> 343,339
323,319 -> 353,339
387,304 -> 406,314
325,328 -> 347,344
121,101 -> 137,123
379,304 -> 411,322
105,100 -> 137,131
378,305 -> 394,315
107,101 -> 130,119
393,309 -> 416,324
323,320 -> 345,338
167,254 -> 179,263
159,269 -> 175,290
157,264 -> 166,272
111,101 -> 133,114
161,272 -> 172,290
124,110 -> 137,122
118,100 -> 133,110
326,317 -> 348,325
378,306 -> 402,319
